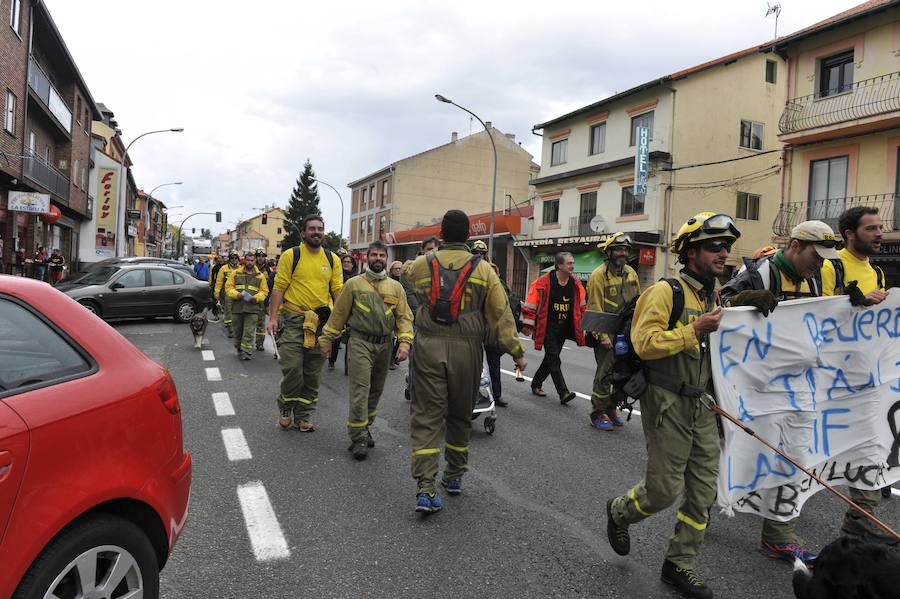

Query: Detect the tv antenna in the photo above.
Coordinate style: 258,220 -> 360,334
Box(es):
765,2 -> 782,40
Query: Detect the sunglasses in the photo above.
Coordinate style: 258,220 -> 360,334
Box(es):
814,239 -> 838,248
701,240 -> 732,253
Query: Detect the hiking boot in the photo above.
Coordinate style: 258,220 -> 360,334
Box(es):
441,476 -> 463,496
415,492 -> 443,514
882,485 -> 893,499
256,344 -> 265,352
348,438 -> 368,461
592,415 -> 614,432
759,540 -> 817,564
531,386 -> 547,397
606,498 -> 630,555
660,561 -> 713,599
606,410 -> 625,427
495,398 -> 508,408
560,391 -> 576,405
240,350 -> 252,361
365,429 -> 375,448
278,407 -> 293,429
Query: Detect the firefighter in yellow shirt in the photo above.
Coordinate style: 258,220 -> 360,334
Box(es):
319,240 -> 414,460
820,206 -> 891,541
215,251 -> 241,337
225,251 -> 268,360
267,215 -> 343,432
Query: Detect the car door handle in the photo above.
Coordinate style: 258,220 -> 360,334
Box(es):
0,450 -> 13,482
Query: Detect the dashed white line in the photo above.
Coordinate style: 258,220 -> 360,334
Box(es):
205,367 -> 222,381
221,427 -> 252,461
237,481 -> 290,562
212,392 -> 235,416
202,350 -> 215,361
500,368 -> 641,417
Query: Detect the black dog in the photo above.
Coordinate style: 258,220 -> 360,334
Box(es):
793,536 -> 900,598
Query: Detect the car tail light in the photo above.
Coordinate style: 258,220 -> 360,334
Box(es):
157,371 -> 181,415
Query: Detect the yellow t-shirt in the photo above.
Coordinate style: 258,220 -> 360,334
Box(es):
274,244 -> 343,310
820,248 -> 884,296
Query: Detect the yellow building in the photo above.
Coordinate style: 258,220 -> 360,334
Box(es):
234,206 -> 287,255
529,44 -> 787,285
775,0 -> 900,285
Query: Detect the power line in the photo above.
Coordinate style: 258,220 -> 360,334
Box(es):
660,149 -> 783,172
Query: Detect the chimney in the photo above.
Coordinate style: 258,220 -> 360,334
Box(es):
484,121 -> 492,129
505,133 -> 515,141
451,131 -> 458,142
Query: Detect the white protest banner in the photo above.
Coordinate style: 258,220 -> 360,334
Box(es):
711,293 -> 900,521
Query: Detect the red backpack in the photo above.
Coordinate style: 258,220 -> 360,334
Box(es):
427,253 -> 482,325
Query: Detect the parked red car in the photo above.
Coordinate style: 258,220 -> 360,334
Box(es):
0,275 -> 191,599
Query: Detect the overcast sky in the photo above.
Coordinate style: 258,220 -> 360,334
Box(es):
46,0 -> 860,238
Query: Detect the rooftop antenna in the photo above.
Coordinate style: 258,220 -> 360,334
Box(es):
765,2 -> 782,40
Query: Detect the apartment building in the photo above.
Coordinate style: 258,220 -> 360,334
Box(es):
131,190 -> 166,258
0,0 -> 100,273
527,44 -> 787,286
347,127 -> 535,267
234,206 -> 287,255
773,0 -> 900,285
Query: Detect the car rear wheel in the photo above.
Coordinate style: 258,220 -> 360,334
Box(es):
13,514 -> 160,599
174,298 -> 197,323
78,300 -> 101,317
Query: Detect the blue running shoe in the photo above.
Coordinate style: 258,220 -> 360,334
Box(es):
607,411 -> 625,427
441,477 -> 463,495
592,415 -> 614,431
415,493 -> 443,514
759,540 -> 817,564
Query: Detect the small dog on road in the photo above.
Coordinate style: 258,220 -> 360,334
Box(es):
793,535 -> 900,598
190,309 -> 209,349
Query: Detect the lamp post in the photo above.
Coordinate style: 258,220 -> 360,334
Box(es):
144,182 -> 182,256
311,178 -> 345,243
116,128 -> 184,257
435,94 -> 498,258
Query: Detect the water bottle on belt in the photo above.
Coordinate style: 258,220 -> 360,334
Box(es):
614,333 -> 629,357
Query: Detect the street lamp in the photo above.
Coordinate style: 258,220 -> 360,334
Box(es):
311,178 -> 345,242
116,128 -> 184,257
435,94 -> 498,257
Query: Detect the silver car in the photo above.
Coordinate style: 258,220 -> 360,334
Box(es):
59,264 -> 213,322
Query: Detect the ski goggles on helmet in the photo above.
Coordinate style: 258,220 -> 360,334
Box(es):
697,214 -> 740,238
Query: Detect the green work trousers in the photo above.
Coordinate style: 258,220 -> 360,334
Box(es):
591,345 -> 625,420
761,517 -> 800,545
221,295 -> 233,327
610,389 -> 720,569
276,311 -> 325,422
255,304 -> 267,349
346,336 -> 391,441
841,488 -> 884,537
410,333 -> 482,495
232,311 -> 258,353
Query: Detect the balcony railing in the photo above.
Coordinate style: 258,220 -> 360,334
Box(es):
27,56 -> 72,134
779,71 -> 900,134
773,193 -> 898,236
569,215 -> 596,236
23,150 -> 70,202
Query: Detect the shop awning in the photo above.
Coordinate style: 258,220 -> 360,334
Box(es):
537,248 -> 639,276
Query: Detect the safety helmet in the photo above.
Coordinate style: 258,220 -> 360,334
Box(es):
471,240 -> 488,254
671,212 -> 741,254
254,247 -> 267,257
228,250 -> 240,259
751,245 -> 777,260
336,248 -> 350,258
599,232 -> 632,253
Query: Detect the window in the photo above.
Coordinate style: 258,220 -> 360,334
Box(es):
359,219 -> 365,237
379,215 -> 386,237
0,299 -> 91,395
542,199 -> 559,225
276,227 -> 282,235
621,186 -> 644,216
149,269 -> 175,286
381,180 -> 389,206
5,90 -> 15,134
368,216 -> 373,235
369,186 -> 375,208
75,96 -> 82,124
630,112 -> 654,146
27,130 -> 35,154
736,192 -> 760,220
73,159 -> 80,188
173,273 -> 185,284
808,156 -> 849,224
589,123 -> 606,155
765,60 -> 777,84
579,191 -> 597,221
550,139 -> 567,166
115,270 -> 147,289
9,0 -> 21,35
740,120 -> 764,150
361,188 -> 367,209
819,51 -> 853,97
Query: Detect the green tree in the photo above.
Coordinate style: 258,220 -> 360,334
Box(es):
323,231 -> 348,253
282,159 -> 321,249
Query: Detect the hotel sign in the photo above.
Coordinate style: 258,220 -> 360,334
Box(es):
634,126 -> 649,196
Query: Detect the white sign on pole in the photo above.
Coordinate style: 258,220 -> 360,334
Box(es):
711,294 -> 900,521
9,191 -> 50,214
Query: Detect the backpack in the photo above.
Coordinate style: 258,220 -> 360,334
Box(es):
427,253 -> 482,325
289,245 -> 334,276
824,257 -> 884,293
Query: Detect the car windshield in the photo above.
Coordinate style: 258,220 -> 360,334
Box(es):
71,266 -> 120,285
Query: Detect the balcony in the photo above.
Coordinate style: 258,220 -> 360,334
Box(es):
23,150 -> 70,202
27,56 -> 72,135
773,193 -> 898,236
569,214 -> 596,236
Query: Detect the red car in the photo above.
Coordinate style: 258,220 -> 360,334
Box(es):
0,275 -> 191,599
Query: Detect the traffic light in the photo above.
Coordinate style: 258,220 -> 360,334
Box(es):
261,214 -> 268,225
191,228 -> 195,234
215,211 -> 222,222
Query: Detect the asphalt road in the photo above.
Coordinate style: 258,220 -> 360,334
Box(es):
112,318 -> 900,599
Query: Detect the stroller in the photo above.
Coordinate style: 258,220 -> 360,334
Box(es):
471,358 -> 497,435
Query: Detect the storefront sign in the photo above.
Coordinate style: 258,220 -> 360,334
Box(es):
639,247 -> 656,266
634,126 -> 650,196
127,209 -> 142,220
879,242 -> 900,256
127,224 -> 138,237
9,191 -> 50,214
96,168 -> 119,258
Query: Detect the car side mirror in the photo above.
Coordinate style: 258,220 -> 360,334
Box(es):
110,282 -> 124,290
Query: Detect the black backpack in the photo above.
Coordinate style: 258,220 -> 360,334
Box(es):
426,253 -> 481,325
820,257 -> 885,293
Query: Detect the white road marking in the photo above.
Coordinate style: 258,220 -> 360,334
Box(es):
237,482 -> 290,562
212,392 -> 235,416
893,487 -> 900,498
501,368 -> 642,417
202,350 -> 215,361
205,367 -> 222,381
221,428 -> 252,461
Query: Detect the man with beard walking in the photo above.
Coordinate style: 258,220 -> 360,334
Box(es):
267,215 -> 343,432
320,240 -> 414,460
